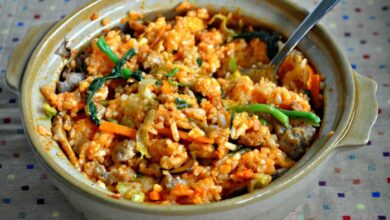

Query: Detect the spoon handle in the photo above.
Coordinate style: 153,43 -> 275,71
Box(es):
270,0 -> 340,69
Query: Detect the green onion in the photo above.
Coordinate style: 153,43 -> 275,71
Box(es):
165,67 -> 179,82
228,57 -> 237,72
231,104 -> 289,127
279,109 -> 321,126
129,70 -> 143,81
175,97 -> 192,110
97,36 -> 120,63
97,36 -> 139,80
231,104 -> 321,127
86,48 -> 136,125
247,173 -> 272,192
259,117 -> 267,126
43,103 -> 57,119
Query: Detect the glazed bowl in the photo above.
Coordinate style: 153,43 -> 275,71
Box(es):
6,0 -> 377,219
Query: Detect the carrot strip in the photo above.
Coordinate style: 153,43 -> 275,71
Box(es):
149,191 -> 161,201
307,66 -> 321,108
157,127 -> 214,144
150,26 -> 167,49
99,120 -> 136,138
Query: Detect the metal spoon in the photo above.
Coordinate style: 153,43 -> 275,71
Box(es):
242,0 -> 340,81
270,0 -> 340,74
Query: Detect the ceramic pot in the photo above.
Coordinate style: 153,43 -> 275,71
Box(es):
6,0 -> 377,219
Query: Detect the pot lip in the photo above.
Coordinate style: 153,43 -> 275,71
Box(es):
20,0 -> 354,215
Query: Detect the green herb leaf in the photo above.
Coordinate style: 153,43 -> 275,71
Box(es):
196,57 -> 202,67
175,97 -> 192,110
155,79 -> 162,88
86,48 -> 136,125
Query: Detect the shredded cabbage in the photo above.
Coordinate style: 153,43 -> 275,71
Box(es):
135,109 -> 156,158
209,13 -> 236,36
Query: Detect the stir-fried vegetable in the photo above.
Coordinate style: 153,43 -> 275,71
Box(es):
232,104 -> 289,127
166,67 -> 179,83
234,30 -> 281,59
228,57 -> 237,72
247,173 -> 272,192
86,48 -> 136,125
279,109 -> 321,126
43,103 -> 57,119
259,117 -> 267,126
97,36 -> 142,80
99,120 -> 137,138
231,104 -> 321,127
209,13 -> 236,36
175,98 -> 192,110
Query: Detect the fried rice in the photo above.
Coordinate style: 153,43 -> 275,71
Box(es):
40,2 -> 323,204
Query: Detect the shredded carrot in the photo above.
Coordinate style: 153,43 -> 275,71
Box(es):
150,26 -> 167,49
160,80 -> 175,94
172,52 -> 183,61
157,127 -> 214,144
99,120 -> 136,138
149,191 -> 161,201
307,65 -> 321,108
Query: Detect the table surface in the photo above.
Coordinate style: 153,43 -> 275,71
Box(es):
0,0 -> 389,219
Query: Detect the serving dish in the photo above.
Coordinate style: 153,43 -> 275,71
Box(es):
6,0 -> 377,219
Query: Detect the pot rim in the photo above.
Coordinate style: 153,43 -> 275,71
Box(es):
19,0 -> 354,215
